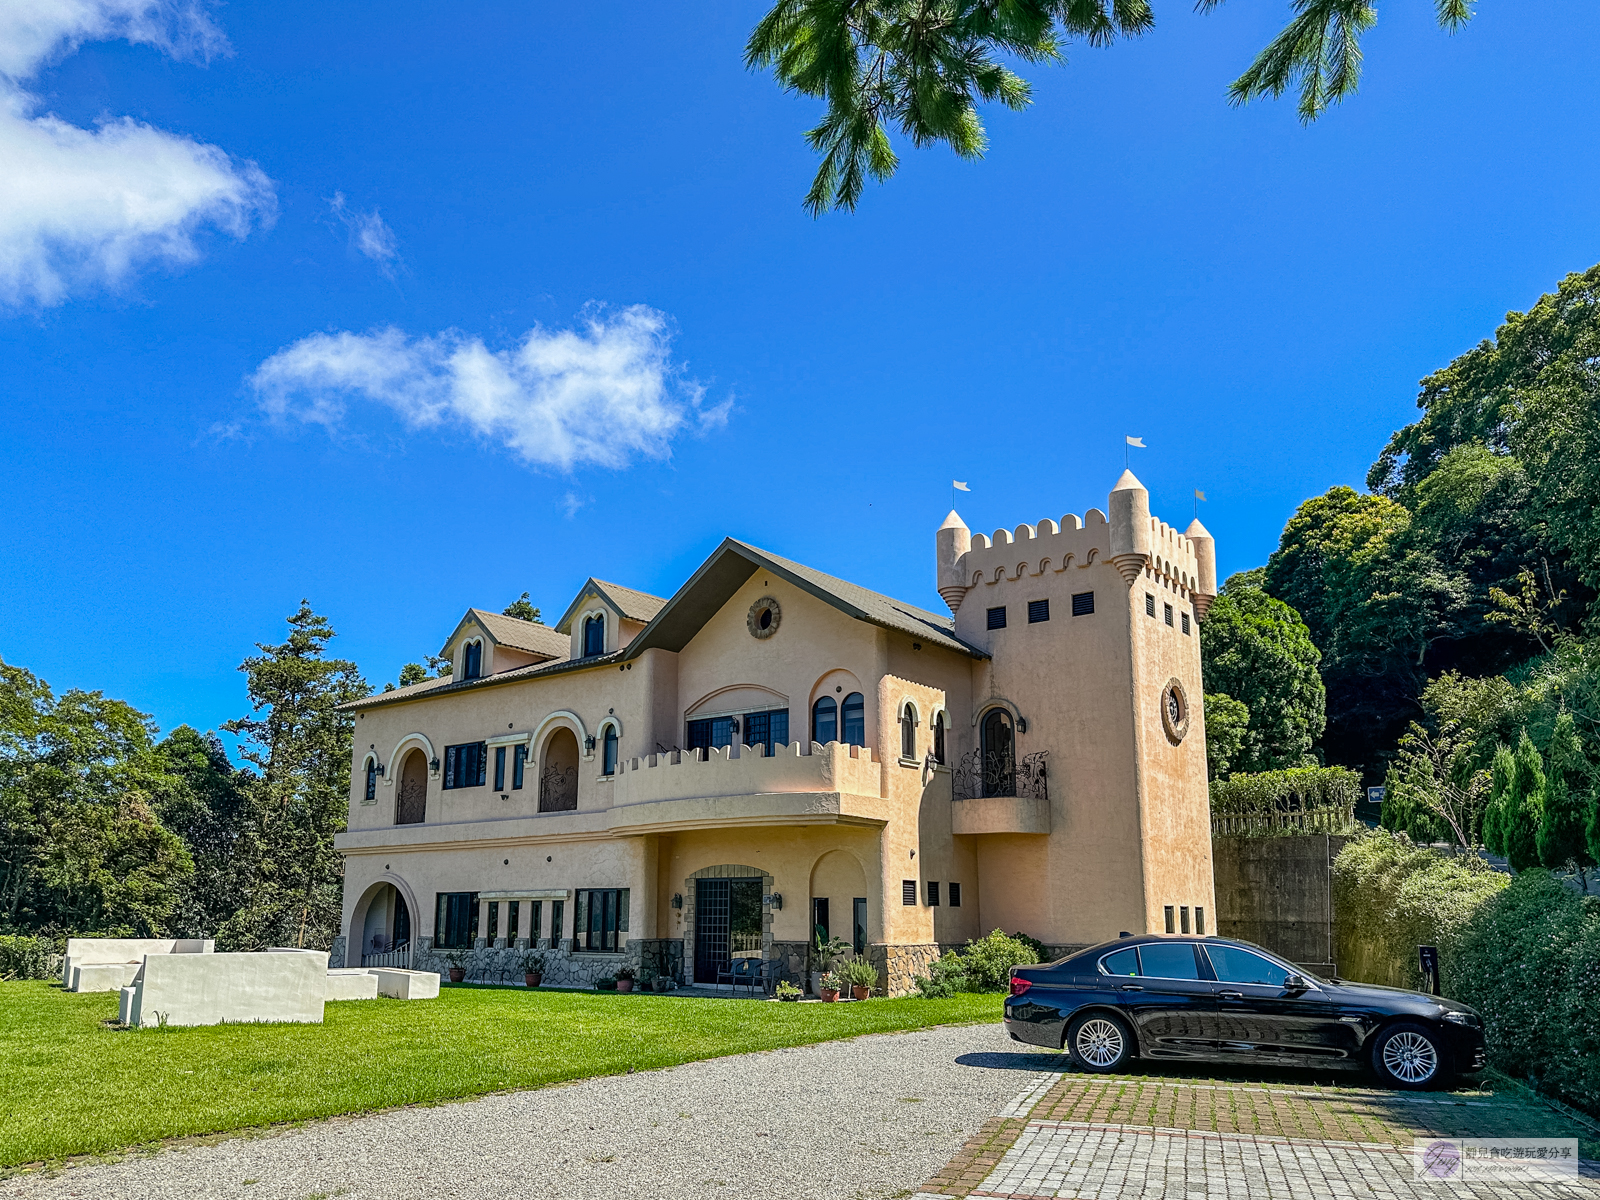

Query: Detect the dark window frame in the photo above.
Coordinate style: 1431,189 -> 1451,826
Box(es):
583,613 -> 605,657
1072,591 -> 1095,617
852,897 -> 867,955
811,696 -> 837,744
493,745 -> 507,791
948,881 -> 962,908
442,741 -> 488,790
433,891 -> 479,949
926,880 -> 940,907
900,704 -> 916,759
462,640 -> 482,680
602,725 -> 619,775
573,887 -> 630,953
841,693 -> 866,746
364,759 -> 377,802
1027,598 -> 1050,624
932,711 -> 946,764
512,744 -> 526,789
986,605 -> 1007,630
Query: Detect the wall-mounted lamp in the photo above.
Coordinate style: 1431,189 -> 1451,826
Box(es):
376,762 -> 386,776
764,893 -> 783,911
584,735 -> 596,752
671,893 -> 683,909
1017,717 -> 1028,734
429,756 -> 441,772
729,717 -> 740,733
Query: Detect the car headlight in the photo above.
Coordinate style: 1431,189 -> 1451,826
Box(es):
1441,1010 -> 1480,1027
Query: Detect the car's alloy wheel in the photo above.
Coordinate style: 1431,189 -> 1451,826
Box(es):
1374,1023 -> 1442,1089
1068,1013 -> 1131,1072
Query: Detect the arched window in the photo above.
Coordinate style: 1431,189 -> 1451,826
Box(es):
462,640 -> 482,680
364,758 -> 378,802
842,692 -> 866,747
900,704 -> 916,760
932,711 -> 947,765
812,696 -> 837,744
583,613 -> 605,657
602,725 -> 618,776
981,708 -> 1016,797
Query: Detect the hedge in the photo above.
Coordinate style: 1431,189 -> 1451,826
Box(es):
0,936 -> 52,981
1333,833 -> 1600,1115
1211,766 -> 1362,837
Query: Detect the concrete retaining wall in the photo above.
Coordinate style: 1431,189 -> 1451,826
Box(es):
1212,834 -> 1351,975
125,950 -> 328,1028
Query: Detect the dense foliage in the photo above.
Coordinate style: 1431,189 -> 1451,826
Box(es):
0,603 -> 367,950
911,929 -> 1040,997
1333,835 -> 1600,1116
0,935 -> 51,981
1209,766 -> 1360,837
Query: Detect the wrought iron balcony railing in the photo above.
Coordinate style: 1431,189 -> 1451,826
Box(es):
951,749 -> 1048,802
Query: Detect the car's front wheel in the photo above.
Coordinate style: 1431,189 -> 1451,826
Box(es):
1066,1011 -> 1134,1073
1371,1022 -> 1447,1090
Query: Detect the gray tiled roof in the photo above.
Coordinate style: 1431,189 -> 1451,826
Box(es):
465,609 -> 570,658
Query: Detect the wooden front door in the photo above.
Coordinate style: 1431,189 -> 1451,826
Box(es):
396,750 -> 427,825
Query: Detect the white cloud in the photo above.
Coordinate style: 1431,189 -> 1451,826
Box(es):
251,306 -> 730,471
328,192 -> 400,277
0,1 -> 274,306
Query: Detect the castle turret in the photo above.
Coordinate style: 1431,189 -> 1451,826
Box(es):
1108,470 -> 1152,586
1185,518 -> 1217,621
936,510 -> 972,613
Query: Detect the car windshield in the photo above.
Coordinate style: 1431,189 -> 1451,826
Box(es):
1137,942 -> 1202,980
1205,944 -> 1296,986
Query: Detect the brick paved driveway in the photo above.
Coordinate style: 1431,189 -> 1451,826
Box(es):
917,1055 -> 1600,1199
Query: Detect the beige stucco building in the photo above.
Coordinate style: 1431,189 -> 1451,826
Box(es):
334,470 -> 1219,994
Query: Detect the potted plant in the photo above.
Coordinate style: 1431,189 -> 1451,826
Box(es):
809,930 -> 850,996
773,980 -> 802,1002
651,973 -> 673,993
595,975 -> 618,991
615,964 -> 637,994
819,971 -> 842,1002
440,948 -> 471,984
842,957 -> 878,1001
519,949 -> 545,989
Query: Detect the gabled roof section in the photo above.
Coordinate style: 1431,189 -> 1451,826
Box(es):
623,539 -> 987,660
554,579 -> 668,633
438,608 -> 569,661
341,648 -> 619,711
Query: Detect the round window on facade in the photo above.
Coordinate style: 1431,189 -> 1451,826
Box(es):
1161,678 -> 1190,746
747,596 -> 781,640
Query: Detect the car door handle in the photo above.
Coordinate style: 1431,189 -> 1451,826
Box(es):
1218,991 -> 1243,1000
1120,984 -> 1144,992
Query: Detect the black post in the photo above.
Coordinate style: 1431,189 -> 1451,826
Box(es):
1419,945 -> 1440,995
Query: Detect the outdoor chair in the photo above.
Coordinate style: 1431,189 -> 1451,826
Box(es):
715,958 -> 761,991
755,957 -> 785,997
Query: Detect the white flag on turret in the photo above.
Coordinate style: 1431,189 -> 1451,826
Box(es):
952,481 -> 970,491
1126,436 -> 1145,448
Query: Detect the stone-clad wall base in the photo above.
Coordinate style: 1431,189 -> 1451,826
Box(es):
869,943 -> 942,996
769,940 -> 808,984
411,937 -> 648,989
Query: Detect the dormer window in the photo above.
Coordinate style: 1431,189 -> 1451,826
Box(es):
583,613 -> 605,657
462,639 -> 483,680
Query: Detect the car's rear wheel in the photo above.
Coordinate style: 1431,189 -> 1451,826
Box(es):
1066,1011 -> 1134,1073
1371,1022 -> 1446,1090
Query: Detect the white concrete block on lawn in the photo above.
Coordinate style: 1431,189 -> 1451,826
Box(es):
371,968 -> 440,1000
62,937 -> 212,989
124,950 -> 329,1028
71,962 -> 142,992
326,969 -> 380,1000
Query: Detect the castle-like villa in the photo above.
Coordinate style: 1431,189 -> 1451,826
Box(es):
335,471 -> 1219,993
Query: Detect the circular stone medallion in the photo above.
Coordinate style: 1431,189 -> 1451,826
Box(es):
747,596 -> 781,640
1161,678 -> 1190,746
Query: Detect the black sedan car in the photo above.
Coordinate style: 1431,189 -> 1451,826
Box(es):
1004,934 -> 1486,1089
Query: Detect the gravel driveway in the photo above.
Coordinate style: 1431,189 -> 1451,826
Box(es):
4,1023 -> 1053,1200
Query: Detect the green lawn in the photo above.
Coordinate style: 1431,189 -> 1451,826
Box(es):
0,982 -> 1002,1169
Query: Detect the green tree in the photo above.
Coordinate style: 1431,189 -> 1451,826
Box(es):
1203,693 -> 1250,781
396,663 -> 428,688
0,658 -> 193,938
748,0 -> 1476,214
1537,712 -> 1595,882
153,726 -> 259,939
1199,575 -> 1325,773
1501,731 -> 1546,871
220,602 -> 368,950
1482,743 -> 1515,857
503,592 -> 544,623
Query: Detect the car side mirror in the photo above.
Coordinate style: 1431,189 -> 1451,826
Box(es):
1284,973 -> 1307,992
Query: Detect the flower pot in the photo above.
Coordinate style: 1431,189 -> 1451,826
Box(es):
448,968 -> 465,983
524,973 -> 541,988
616,978 -> 634,993
851,985 -> 870,1001
809,972 -> 823,996
652,977 -> 672,993
820,988 -> 840,1003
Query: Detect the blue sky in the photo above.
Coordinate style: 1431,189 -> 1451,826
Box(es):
2,1 -> 1597,746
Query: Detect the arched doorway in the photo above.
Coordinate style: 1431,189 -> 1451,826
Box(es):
358,882 -> 412,967
981,708 -> 1016,797
396,748 -> 428,825
539,728 -> 579,811
810,850 -> 869,955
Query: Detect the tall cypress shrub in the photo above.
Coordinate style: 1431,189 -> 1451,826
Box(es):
1503,732 -> 1546,871
1482,744 -> 1515,856
1539,712 -> 1596,880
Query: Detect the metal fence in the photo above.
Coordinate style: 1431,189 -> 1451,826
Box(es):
951,749 -> 1049,803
